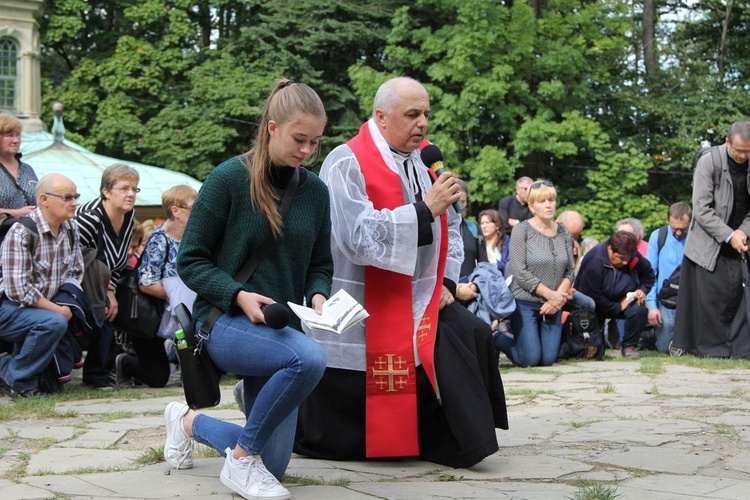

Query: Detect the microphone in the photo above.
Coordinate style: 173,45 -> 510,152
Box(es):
260,303 -> 290,329
420,144 -> 465,213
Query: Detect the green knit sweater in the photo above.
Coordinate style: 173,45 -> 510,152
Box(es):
177,156 -> 332,330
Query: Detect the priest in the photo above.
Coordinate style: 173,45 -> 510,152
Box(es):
294,77 -> 508,468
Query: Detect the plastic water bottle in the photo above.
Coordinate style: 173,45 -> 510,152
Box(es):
175,329 -> 188,350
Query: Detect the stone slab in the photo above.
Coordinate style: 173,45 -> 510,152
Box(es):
553,418 -> 706,445
26,447 -> 141,474
596,445 -> 720,474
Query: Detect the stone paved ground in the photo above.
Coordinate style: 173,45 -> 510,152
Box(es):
2,353 -> 750,499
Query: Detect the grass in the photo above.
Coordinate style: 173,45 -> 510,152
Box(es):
437,473 -> 465,481
2,451 -> 30,482
505,388 -> 556,399
668,356 -> 750,371
638,357 -> 665,375
500,366 -> 561,376
282,475 -> 351,486
571,420 -> 599,429
195,443 -> 222,459
135,446 -> 163,466
645,384 -> 661,395
596,383 -> 615,393
569,480 -> 621,500
100,411 -> 135,422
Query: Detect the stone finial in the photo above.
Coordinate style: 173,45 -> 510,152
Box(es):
52,102 -> 65,144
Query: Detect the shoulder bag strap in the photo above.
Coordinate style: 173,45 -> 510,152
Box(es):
199,168 -> 300,339
0,161 -> 35,206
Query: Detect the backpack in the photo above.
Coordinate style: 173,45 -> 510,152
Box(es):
558,308 -> 605,360
655,225 -> 681,310
0,215 -> 39,251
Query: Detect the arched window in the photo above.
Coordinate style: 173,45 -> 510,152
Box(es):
0,37 -> 18,112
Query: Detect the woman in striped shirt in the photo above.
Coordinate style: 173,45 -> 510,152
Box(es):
75,163 -> 139,388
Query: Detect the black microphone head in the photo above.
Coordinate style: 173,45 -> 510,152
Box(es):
420,144 -> 443,167
262,303 -> 290,329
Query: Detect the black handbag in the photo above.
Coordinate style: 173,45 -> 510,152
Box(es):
174,303 -> 222,409
113,234 -> 169,339
113,266 -> 165,339
175,168 -> 300,409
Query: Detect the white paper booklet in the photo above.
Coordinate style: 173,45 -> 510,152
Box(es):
288,289 -> 369,334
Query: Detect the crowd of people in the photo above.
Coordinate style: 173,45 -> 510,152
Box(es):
1,84 -> 749,500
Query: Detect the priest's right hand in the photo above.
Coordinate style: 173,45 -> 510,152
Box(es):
424,172 -> 461,218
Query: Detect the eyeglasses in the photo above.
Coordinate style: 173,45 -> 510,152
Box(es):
46,193 -> 81,203
728,142 -> 750,157
112,186 -> 141,194
529,181 -> 554,190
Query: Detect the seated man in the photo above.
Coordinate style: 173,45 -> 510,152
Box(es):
0,174 -> 83,398
574,231 -> 655,359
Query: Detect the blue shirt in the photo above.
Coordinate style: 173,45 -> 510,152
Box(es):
645,226 -> 686,309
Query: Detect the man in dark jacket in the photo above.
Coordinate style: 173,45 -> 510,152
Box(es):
574,231 -> 655,359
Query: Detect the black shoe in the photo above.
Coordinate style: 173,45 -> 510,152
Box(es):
638,329 -> 657,351
0,380 -> 41,399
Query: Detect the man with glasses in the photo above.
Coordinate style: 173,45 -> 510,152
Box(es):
672,122 -> 750,358
645,202 -> 691,354
0,174 -> 83,398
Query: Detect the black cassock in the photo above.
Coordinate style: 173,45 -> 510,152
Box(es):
294,302 -> 508,468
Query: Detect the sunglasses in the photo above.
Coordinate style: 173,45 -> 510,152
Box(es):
529,181 -> 554,190
45,193 -> 81,203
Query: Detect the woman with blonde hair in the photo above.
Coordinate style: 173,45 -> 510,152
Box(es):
164,80 -> 331,500
496,180 -> 575,367
113,185 -> 199,388
0,112 -> 37,218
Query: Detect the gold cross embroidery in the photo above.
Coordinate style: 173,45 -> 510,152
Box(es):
372,354 -> 410,392
417,320 -> 432,343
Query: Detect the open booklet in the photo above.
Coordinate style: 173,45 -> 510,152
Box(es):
288,289 -> 369,334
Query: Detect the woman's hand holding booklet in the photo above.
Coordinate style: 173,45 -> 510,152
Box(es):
288,289 -> 368,334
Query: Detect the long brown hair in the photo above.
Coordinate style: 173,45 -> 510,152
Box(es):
245,79 -> 326,237
478,209 -> 505,250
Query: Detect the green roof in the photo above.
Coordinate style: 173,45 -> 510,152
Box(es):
20,130 -> 202,206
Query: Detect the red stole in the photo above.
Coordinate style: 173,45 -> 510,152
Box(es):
347,122 -> 448,458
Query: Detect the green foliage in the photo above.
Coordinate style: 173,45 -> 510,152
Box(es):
37,0 -> 750,233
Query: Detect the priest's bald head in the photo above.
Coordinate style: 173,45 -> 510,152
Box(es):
372,77 -> 430,153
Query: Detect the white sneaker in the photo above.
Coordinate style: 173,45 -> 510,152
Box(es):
220,448 -> 290,500
163,402 -> 194,469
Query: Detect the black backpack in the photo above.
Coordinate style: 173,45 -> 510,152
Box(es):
0,215 -> 38,250
559,308 -> 605,360
654,225 -> 681,310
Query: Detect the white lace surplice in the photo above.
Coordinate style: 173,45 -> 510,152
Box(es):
310,119 -> 463,371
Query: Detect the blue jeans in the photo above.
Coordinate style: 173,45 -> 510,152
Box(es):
569,291 -> 595,311
190,314 -> 326,479
0,298 -> 67,392
654,305 -> 676,354
496,299 -> 562,367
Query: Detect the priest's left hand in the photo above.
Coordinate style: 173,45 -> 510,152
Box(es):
439,285 -> 454,309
